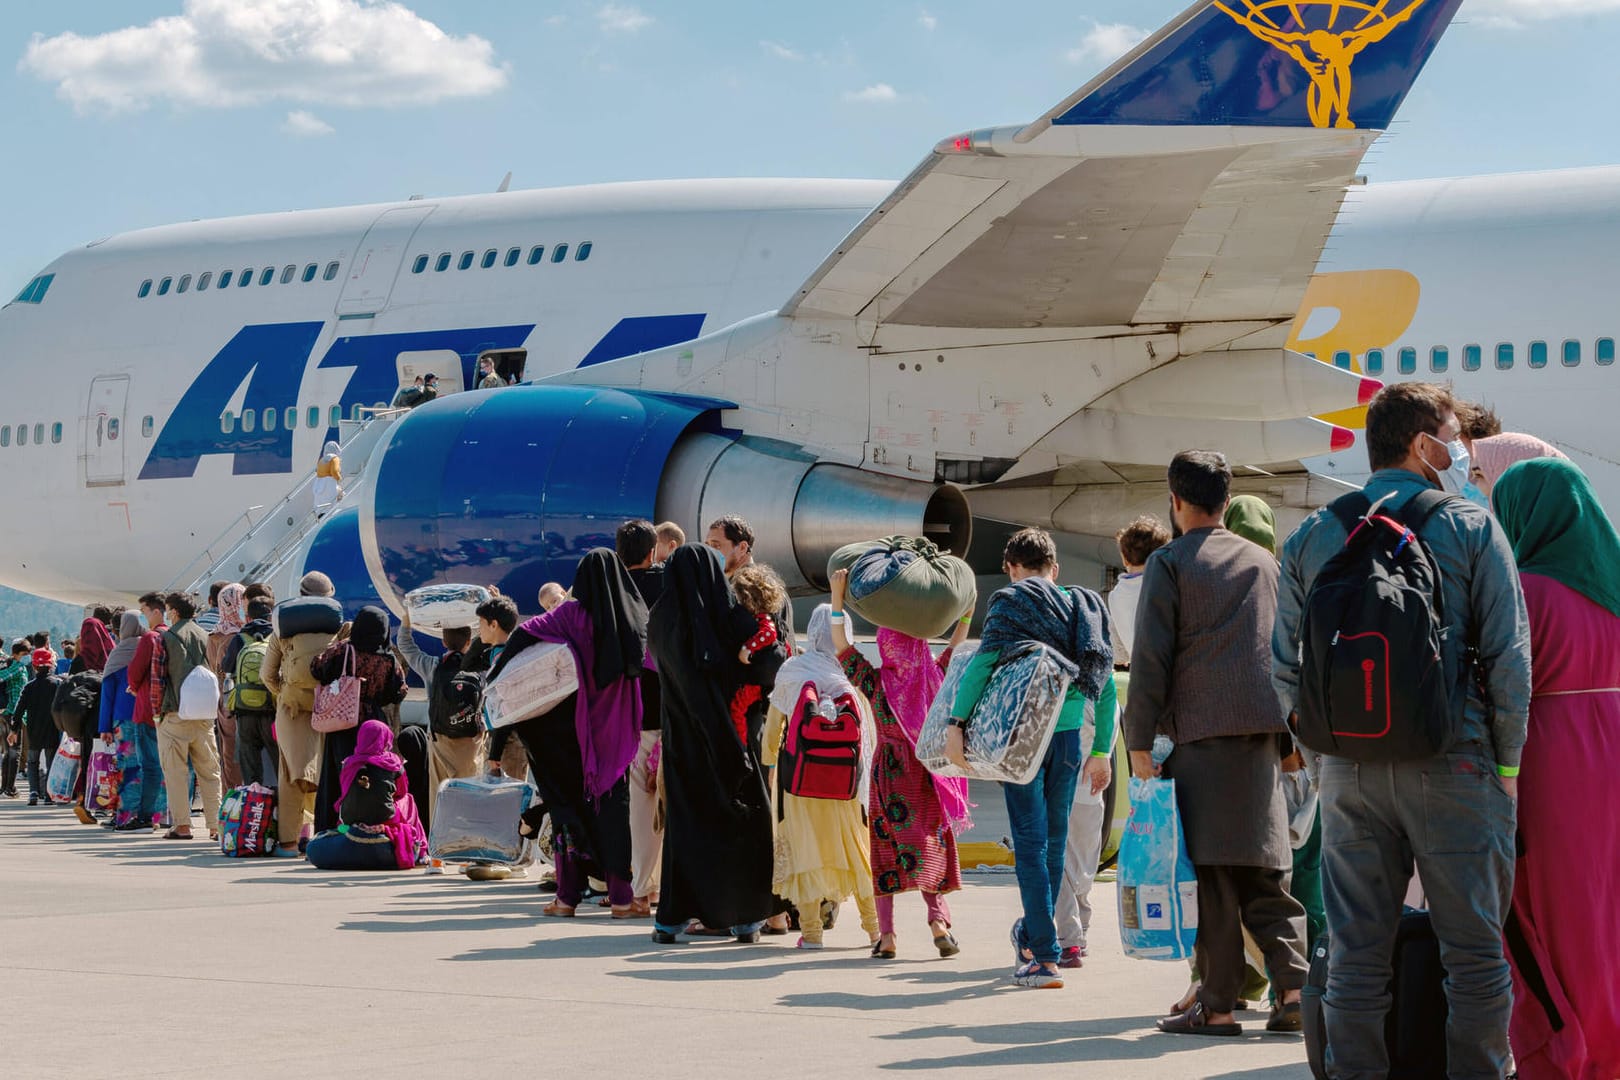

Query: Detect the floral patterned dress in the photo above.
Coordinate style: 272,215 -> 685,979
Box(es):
840,647 -> 961,897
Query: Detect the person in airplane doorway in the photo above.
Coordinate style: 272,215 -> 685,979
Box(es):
834,568 -> 973,963
1127,453 -> 1307,1036
1491,458 -> 1620,1080
477,357 -> 505,390
206,583 -> 247,793
310,608 -> 406,838
313,441 -> 342,514
392,375 -> 425,409
262,573 -> 344,855
222,595 -> 278,789
617,519 -> 667,918
653,522 -> 685,565
1274,383 -> 1530,1077
155,592 -> 223,841
419,372 -> 440,405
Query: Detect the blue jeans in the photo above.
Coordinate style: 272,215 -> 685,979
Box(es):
1003,727 -> 1083,965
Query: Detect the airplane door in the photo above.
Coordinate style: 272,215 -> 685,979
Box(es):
336,205 -> 436,317
85,375 -> 130,487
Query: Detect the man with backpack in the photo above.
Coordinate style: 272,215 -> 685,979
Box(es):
1273,383 -> 1531,1078
262,571 -> 346,855
397,612 -> 484,821
155,593 -> 223,840
222,595 -> 277,787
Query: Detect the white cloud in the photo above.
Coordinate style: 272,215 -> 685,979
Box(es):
918,10 -> 937,31
1474,0 -> 1620,16
281,109 -> 334,136
760,40 -> 802,61
1064,21 -> 1150,66
596,4 -> 652,33
843,83 -> 898,104
20,0 -> 506,113
545,14 -> 568,26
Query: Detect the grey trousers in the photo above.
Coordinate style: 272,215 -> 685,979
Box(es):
1318,749 -> 1516,1080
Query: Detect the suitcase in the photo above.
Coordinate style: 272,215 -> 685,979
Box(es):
273,596 -> 345,639
482,643 -> 578,730
827,536 -> 975,640
1303,910 -> 1448,1080
219,784 -> 278,857
917,643 -> 1069,785
404,584 -> 491,635
429,774 -> 536,864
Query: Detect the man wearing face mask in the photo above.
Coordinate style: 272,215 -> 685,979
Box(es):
1272,382 -> 1531,1079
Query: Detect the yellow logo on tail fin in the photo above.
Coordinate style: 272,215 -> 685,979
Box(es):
1213,0 -> 1428,129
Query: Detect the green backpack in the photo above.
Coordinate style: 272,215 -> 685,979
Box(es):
228,633 -> 275,714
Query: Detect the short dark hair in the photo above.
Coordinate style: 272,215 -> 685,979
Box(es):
138,591 -> 166,612
11,640 -> 28,656
165,592 -> 198,621
1003,528 -> 1058,573
92,606 -> 112,623
245,597 -> 274,621
442,626 -> 472,653
1168,450 -> 1231,515
475,595 -> 519,633
708,515 -> 754,548
1116,516 -> 1172,567
1454,400 -> 1502,442
208,581 -> 229,606
242,583 -> 275,604
30,631 -> 48,647
615,519 -> 658,567
1366,382 -> 1454,472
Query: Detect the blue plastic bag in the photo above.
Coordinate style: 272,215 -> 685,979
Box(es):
1117,776 -> 1199,960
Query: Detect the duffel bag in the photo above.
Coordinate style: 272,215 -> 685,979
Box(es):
918,642 -> 1068,785
404,584 -> 491,636
482,643 -> 578,731
827,536 -> 974,640
273,596 -> 345,639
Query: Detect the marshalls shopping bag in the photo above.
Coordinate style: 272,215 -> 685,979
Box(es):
1117,777 -> 1198,960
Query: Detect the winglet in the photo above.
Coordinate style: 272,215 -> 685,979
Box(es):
1045,0 -> 1464,131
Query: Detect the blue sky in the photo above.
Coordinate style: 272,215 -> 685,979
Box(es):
4,0 -> 1620,294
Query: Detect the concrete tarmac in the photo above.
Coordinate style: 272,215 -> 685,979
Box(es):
0,799 -> 1311,1079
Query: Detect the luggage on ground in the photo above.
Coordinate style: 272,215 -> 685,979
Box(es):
780,682 -> 863,801
1116,776 -> 1199,961
219,783 -> 278,857
481,643 -> 578,730
404,584 -> 491,635
827,536 -> 975,640
429,774 -> 535,863
1296,490 -> 1464,762
47,737 -> 82,803
85,742 -> 121,814
273,596 -> 345,640
429,654 -> 485,739
227,632 -> 275,715
51,671 -> 103,742
917,642 -> 1069,785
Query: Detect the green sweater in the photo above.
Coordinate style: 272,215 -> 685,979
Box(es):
952,649 -> 1116,757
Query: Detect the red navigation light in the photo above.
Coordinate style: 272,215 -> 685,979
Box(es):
951,134 -> 973,153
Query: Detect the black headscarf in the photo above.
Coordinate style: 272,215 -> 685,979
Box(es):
571,548 -> 649,690
652,544 -> 738,673
349,606 -> 391,655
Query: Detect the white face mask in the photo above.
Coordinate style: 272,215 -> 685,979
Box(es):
1423,433 -> 1471,495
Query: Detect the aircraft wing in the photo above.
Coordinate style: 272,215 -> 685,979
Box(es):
783,0 -> 1464,334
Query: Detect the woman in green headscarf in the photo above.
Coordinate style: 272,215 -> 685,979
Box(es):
1223,494 -> 1277,556
1490,457 -> 1620,1080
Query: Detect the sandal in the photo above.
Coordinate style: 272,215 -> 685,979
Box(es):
933,931 -> 961,958
1265,1000 -> 1303,1034
795,936 -> 824,950
611,905 -> 644,920
870,936 -> 896,960
542,900 -> 576,918
1157,1001 -> 1242,1037
161,830 -> 194,841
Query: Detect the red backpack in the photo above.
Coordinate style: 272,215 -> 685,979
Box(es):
781,682 -> 863,801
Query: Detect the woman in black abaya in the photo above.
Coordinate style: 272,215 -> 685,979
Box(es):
648,544 -> 774,943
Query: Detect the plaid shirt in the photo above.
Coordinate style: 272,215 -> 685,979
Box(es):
149,631 -> 168,717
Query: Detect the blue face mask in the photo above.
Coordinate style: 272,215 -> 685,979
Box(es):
1461,481 -> 1491,510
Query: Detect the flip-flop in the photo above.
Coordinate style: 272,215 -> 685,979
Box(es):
1157,1002 -> 1242,1037
933,931 -> 961,958
161,830 -> 194,841
542,900 -> 576,917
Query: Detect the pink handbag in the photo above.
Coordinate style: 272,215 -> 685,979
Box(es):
311,645 -> 362,733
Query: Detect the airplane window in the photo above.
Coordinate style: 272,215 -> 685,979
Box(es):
307,406 -> 321,429
0,427 -> 8,448
12,275 -> 54,304
1599,338 -> 1616,367
138,280 -> 152,298
1430,346 -> 1448,373
435,253 -> 451,272
198,271 -> 212,291
142,416 -> 154,437
351,403 -> 367,421
552,244 -> 569,263
262,407 -> 278,431
220,411 -> 235,434
284,406 -> 298,430
239,268 -> 253,287
1363,349 -> 1384,375
280,265 -> 296,285
177,274 -> 192,294
1397,347 -> 1416,375
576,242 -> 593,261
1496,343 -> 1514,369
259,267 -> 275,286
504,247 -> 521,267
50,423 -> 62,444
33,424 -> 44,445
219,270 -> 233,289
412,255 -> 429,274
241,409 -> 257,433
1332,351 -> 1351,370
1529,341 -> 1548,369
1562,340 -> 1581,367
15,425 -> 25,446
458,251 -> 474,270
324,261 -> 341,281
1462,345 -> 1481,371
481,249 -> 497,269
329,405 -> 342,427
528,245 -> 545,265
158,277 -> 172,296
302,263 -> 318,283
108,418 -> 120,440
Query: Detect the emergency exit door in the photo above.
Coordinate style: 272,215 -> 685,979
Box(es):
336,205 -> 436,317
85,375 -> 130,487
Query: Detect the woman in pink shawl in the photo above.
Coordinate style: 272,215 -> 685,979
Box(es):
306,719 -> 427,871
828,569 -> 971,959
1469,432 -> 1568,497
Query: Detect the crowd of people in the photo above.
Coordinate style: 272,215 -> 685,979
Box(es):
3,381 -> 1615,1076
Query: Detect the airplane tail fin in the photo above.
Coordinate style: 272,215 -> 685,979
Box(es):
1042,0 -> 1463,131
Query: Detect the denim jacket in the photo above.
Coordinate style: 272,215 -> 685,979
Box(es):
1272,469 -> 1532,769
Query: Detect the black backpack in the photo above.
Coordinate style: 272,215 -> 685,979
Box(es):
1296,490 -> 1463,762
340,763 -> 398,827
429,652 -> 484,739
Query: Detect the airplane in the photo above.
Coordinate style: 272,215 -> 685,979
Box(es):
7,0 -> 1556,619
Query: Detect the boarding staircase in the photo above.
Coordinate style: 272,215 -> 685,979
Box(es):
166,408 -> 403,597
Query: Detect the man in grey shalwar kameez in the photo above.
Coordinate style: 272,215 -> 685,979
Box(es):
1124,449 -> 1308,1037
